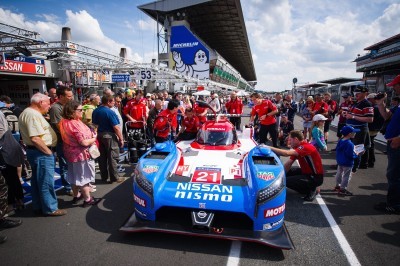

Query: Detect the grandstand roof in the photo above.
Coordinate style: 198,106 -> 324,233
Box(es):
138,0 -> 257,82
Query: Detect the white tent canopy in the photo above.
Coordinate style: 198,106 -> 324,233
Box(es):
236,90 -> 249,96
193,90 -> 211,96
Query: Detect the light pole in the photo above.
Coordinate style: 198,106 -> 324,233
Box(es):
292,77 -> 297,99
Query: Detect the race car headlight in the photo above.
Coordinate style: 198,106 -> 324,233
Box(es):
135,169 -> 154,196
257,171 -> 284,205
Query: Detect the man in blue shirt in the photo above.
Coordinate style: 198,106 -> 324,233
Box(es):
375,74 -> 400,214
92,94 -> 124,184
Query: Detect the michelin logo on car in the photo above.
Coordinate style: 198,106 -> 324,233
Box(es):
263,217 -> 284,230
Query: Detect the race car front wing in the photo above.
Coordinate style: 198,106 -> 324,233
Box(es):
120,211 -> 294,250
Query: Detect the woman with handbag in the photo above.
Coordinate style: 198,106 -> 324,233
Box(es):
59,100 -> 101,207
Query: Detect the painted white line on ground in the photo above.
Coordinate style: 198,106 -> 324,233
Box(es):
226,241 -> 242,266
291,159 -> 361,266
316,195 -> 361,266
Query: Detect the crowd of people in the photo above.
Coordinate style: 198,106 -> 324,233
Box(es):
0,74 -> 399,244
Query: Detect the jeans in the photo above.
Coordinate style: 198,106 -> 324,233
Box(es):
387,144 -> 400,208
26,149 -> 58,214
56,142 -> 71,192
335,165 -> 352,188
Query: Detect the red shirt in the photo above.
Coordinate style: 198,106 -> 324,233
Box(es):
225,98 -> 243,114
123,98 -> 147,128
154,109 -> 177,138
182,115 -> 200,133
250,99 -> 277,125
290,141 -> 324,176
194,103 -> 207,123
312,101 -> 328,115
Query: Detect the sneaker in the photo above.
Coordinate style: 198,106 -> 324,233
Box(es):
333,185 -> 341,192
82,197 -> 102,208
0,218 -> 22,229
303,190 -> 317,201
359,165 -> 368,169
71,195 -> 83,205
46,209 -> 67,217
374,202 -> 400,214
338,189 -> 353,196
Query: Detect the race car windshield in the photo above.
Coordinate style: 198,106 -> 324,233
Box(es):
196,130 -> 235,146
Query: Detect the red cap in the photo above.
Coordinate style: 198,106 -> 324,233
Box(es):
386,74 -> 400,87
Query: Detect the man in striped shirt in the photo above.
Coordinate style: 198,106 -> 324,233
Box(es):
343,85 -> 374,172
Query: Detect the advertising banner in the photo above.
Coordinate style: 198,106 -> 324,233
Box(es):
0,54 -> 45,75
170,25 -> 209,80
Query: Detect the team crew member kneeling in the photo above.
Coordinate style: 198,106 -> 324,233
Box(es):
264,130 -> 324,201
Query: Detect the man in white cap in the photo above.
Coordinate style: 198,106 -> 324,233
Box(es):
375,74 -> 400,214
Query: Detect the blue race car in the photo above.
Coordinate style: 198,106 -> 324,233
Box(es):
121,106 -> 293,249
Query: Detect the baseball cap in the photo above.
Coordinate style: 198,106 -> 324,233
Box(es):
386,74 -> 400,87
367,93 -> 377,99
146,93 -> 152,97
340,125 -> 360,136
354,85 -> 369,93
312,114 -> 328,121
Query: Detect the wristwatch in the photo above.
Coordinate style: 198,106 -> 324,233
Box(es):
352,115 -> 355,119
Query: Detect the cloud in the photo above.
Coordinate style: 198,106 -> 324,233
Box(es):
244,1 -> 400,91
137,18 -> 156,31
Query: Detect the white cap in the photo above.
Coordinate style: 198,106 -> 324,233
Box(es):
312,114 -> 328,121
146,93 -> 152,97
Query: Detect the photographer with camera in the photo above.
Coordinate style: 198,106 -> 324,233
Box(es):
374,75 -> 400,214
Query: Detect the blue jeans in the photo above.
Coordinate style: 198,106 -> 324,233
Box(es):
56,142 -> 71,192
387,144 -> 400,208
27,149 -> 58,214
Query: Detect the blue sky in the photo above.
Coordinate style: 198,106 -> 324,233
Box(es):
1,0 -> 399,91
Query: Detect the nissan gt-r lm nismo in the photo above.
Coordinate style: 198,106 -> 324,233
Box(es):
121,102 -> 294,249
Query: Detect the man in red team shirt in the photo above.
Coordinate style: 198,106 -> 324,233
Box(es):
266,130 -> 324,201
311,93 -> 328,117
153,100 -> 179,143
174,107 -> 200,142
248,92 -> 279,147
193,96 -> 208,124
225,92 -> 244,130
123,89 -> 148,129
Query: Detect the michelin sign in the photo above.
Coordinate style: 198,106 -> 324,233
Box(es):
170,25 -> 209,80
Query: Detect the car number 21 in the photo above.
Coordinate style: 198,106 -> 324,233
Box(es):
192,169 -> 221,184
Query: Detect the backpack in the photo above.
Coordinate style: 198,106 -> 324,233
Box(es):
0,107 -> 19,133
82,104 -> 95,122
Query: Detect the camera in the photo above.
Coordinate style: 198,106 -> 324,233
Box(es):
374,92 -> 385,100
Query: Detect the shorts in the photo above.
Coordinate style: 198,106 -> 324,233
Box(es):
324,120 -> 331,133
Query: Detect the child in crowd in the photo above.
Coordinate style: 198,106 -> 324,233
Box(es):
278,114 -> 294,146
334,126 -> 360,196
310,114 -> 327,151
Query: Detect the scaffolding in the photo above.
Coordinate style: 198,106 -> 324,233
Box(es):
0,22 -> 238,91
